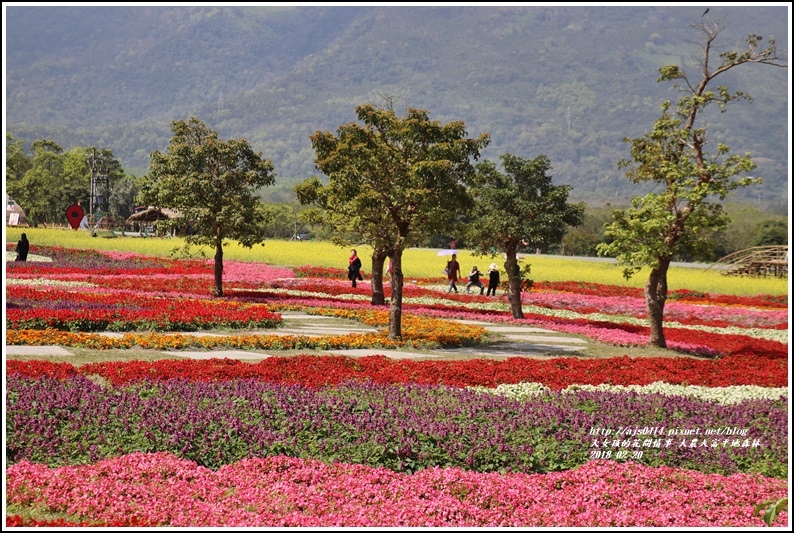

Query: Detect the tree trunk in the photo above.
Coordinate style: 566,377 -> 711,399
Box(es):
388,248 -> 404,340
645,258 -> 670,348
213,228 -> 224,297
370,249 -> 388,305
504,245 -> 524,319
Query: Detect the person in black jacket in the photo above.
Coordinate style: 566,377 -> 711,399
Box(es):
14,233 -> 29,262
486,263 -> 500,296
466,265 -> 484,294
347,249 -> 363,288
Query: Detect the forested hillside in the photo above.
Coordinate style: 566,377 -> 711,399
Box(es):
5,5 -> 789,209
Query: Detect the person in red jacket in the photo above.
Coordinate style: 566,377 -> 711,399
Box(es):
445,253 -> 461,293
347,249 -> 363,288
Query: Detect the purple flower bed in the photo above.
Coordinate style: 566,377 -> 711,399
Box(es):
7,376 -> 786,478
5,244 -> 171,270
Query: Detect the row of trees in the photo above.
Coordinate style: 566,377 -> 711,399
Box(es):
294,103 -> 585,334
560,204 -> 787,260
6,135 -> 139,226
4,130 -> 784,254
137,20 -> 784,348
136,108 -> 583,340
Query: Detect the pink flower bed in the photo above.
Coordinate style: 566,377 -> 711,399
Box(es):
6,453 -> 787,527
206,259 -> 295,285
526,292 -> 788,329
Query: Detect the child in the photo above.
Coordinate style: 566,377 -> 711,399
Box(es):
486,263 -> 500,296
466,266 -> 484,294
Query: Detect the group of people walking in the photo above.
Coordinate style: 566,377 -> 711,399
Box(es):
346,249 -> 501,296
444,253 -> 500,295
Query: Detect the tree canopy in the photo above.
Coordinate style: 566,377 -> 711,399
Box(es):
596,20 -> 786,347
137,117 -> 276,296
467,153 -> 585,318
307,103 -> 490,338
5,134 -> 137,227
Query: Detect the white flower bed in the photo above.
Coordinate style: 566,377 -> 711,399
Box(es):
6,253 -> 53,262
5,278 -> 94,287
472,381 -> 788,405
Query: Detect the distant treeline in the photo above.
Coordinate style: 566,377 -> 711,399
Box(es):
6,131 -> 786,263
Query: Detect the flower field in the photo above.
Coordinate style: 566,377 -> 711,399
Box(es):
4,242 -> 790,527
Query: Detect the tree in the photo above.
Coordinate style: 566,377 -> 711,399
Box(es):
560,227 -> 601,257
138,117 -> 276,296
467,153 -> 584,318
750,219 -> 788,247
296,176 -> 397,306
6,140 -> 66,226
5,133 -> 32,182
60,148 -> 95,217
560,205 -> 615,257
596,20 -> 786,348
108,174 -> 140,220
306,104 -> 490,338
260,202 -> 298,239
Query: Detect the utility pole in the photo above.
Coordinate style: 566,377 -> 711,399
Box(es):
292,201 -> 299,240
85,148 -> 110,219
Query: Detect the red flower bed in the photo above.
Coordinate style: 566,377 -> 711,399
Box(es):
7,285 -> 282,332
532,281 -> 644,298
4,360 -> 79,380
663,329 -> 787,359
666,289 -> 788,309
293,265 -> 355,279
531,282 -> 787,309
9,352 -> 785,389
84,275 -> 214,295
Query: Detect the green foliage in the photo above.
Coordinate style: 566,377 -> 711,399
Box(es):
6,140 -> 64,226
468,153 -> 585,254
260,202 -> 307,240
304,102 -> 490,335
596,21 -> 785,347
5,133 -> 33,181
560,228 -> 601,256
750,220 -> 788,247
137,117 -> 276,295
108,175 -> 140,220
754,497 -> 787,527
5,138 -> 135,227
306,103 -> 490,250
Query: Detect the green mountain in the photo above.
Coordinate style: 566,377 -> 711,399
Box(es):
4,5 -> 789,208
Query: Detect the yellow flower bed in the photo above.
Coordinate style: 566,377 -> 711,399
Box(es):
304,308 -> 487,347
7,227 -> 785,295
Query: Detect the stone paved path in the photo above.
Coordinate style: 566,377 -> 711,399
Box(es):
5,312 -> 589,360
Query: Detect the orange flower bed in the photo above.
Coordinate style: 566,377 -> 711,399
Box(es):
5,311 -> 487,351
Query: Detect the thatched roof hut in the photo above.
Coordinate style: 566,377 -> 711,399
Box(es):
124,206 -> 181,235
125,206 -> 180,224
5,194 -> 27,226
